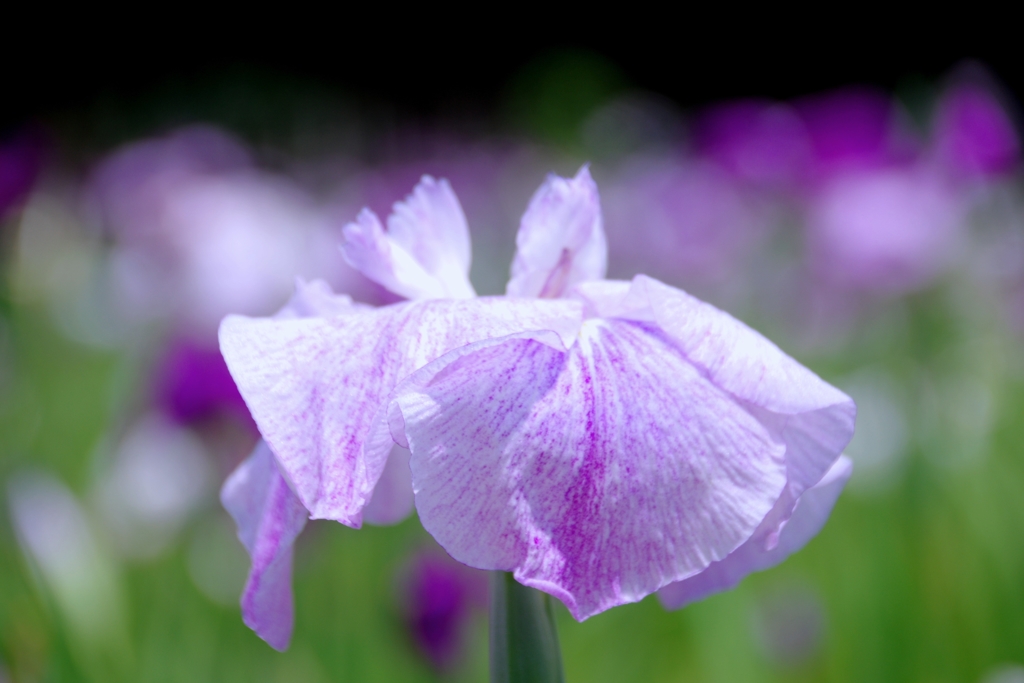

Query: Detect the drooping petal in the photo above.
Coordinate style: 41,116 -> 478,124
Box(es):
221,441 -> 309,651
341,177 -> 475,300
574,274 -> 857,499
394,320 -> 793,621
506,166 -> 607,299
658,455 -> 852,610
220,297 -> 582,527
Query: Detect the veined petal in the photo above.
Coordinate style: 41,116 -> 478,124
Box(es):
395,319 -> 790,621
506,166 -> 607,299
576,274 -> 856,497
220,297 -> 583,526
341,177 -> 475,300
341,208 -> 449,300
387,176 -> 474,298
221,441 -> 309,651
658,455 -> 852,610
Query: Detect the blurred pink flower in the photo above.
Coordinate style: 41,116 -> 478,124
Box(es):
602,158 -> 768,290
807,168 -> 964,293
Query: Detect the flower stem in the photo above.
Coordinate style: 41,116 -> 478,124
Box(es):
489,571 -> 565,683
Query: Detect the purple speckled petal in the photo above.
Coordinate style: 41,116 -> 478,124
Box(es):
506,166 -> 607,299
395,321 -> 793,621
576,275 -> 857,498
220,297 -> 582,526
341,177 -> 475,300
221,440 -> 309,651
658,455 -> 852,610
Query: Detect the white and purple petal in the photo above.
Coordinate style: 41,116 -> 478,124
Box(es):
341,176 -> 475,300
575,275 -> 857,502
506,166 -> 607,299
386,175 -> 474,297
221,441 -> 309,651
658,455 -> 852,609
394,320 -> 794,621
220,297 -> 582,527
341,208 -> 451,301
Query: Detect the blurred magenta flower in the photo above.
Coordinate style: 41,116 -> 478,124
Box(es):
400,550 -> 486,671
694,100 -> 811,189
0,128 -> 45,220
155,339 -> 255,430
390,167 -> 855,620
932,77 -> 1019,178
219,177 -> 578,649
696,88 -> 914,190
796,87 -> 916,180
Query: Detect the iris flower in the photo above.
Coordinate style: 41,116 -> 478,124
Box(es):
221,168 -> 855,648
388,167 -> 855,621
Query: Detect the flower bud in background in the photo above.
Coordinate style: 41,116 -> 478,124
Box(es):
154,338 -> 256,433
398,550 -> 486,672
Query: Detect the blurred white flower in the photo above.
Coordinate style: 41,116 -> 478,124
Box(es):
94,413 -> 213,559
840,369 -> 910,495
89,126 -> 368,339
7,472 -> 127,653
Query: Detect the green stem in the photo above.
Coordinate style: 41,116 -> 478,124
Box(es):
489,572 -> 565,683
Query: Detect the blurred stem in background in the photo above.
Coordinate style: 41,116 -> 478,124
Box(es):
490,572 -> 565,683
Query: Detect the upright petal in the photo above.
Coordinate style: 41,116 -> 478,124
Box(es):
221,441 -> 309,651
507,166 -> 607,299
341,209 -> 449,300
220,297 -> 582,526
658,456 -> 852,609
387,176 -> 474,296
395,320 -> 792,621
341,177 -> 475,300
